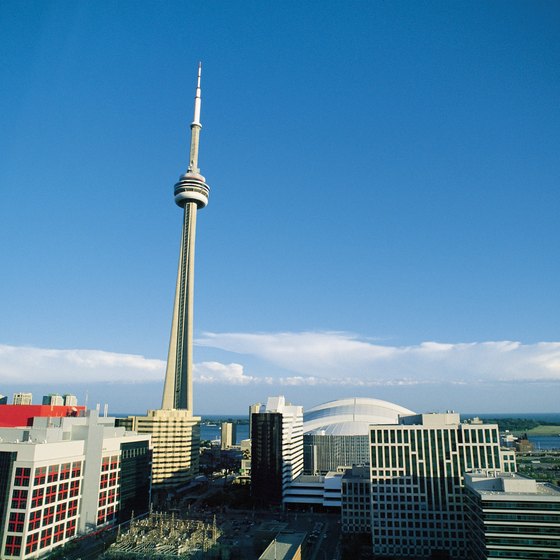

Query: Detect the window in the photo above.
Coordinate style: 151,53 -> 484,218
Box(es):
100,473 -> 108,489
14,467 -> 31,487
59,463 -> 71,480
11,489 -> 28,509
71,461 -> 82,478
8,512 -> 25,532
110,455 -> 118,470
56,503 -> 67,522
4,535 -> 22,556
106,505 -> 115,522
31,487 -> 44,508
29,510 -> 41,531
40,527 -> 52,548
67,499 -> 78,517
45,485 -> 57,504
34,466 -> 46,486
99,491 -> 107,507
108,471 -> 118,487
65,519 -> 76,538
58,482 -> 69,501
26,533 -> 39,554
47,465 -> 59,483
69,480 -> 80,497
107,488 -> 116,503
43,506 -> 55,526
53,523 -> 65,543
101,457 -> 110,472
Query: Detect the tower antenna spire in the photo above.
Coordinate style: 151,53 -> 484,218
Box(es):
188,62 -> 203,173
163,63 -> 210,411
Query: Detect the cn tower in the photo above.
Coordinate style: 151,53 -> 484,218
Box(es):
161,63 -> 209,411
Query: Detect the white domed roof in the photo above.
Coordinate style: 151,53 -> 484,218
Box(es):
304,397 -> 415,436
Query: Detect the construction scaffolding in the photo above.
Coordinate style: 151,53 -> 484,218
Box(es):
102,512 -> 221,559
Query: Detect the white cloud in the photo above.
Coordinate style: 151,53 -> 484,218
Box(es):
193,362 -> 270,385
195,331 -> 560,385
0,344 -> 165,384
2,333 -> 559,389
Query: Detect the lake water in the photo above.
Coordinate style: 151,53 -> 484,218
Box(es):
201,414 -> 560,449
120,412 -> 560,449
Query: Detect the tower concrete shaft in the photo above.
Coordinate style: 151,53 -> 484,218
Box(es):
162,63 -> 210,411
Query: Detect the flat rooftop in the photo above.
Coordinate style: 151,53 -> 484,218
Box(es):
259,532 -> 307,560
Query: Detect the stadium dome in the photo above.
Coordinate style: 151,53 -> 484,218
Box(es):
303,397 -> 415,436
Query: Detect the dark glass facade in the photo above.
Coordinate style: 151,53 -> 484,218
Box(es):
251,413 -> 283,505
0,452 -> 16,543
117,441 -> 151,523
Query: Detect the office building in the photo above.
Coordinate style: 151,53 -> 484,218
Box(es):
369,412 -> 508,559
251,396 -> 303,505
465,471 -> 560,560
221,422 -> 237,450
0,411 -> 151,559
303,397 -> 414,474
0,395 -> 7,406
119,65 -> 210,495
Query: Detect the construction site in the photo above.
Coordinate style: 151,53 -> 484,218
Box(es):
101,512 -> 222,560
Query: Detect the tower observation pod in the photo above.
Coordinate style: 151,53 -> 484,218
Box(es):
162,63 -> 210,412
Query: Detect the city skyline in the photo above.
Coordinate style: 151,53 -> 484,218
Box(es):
1,2 -> 559,414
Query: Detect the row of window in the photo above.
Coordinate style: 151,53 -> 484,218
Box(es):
7,499 -> 79,533
4,520 -> 76,556
11,479 -> 81,510
14,463 -> 83,488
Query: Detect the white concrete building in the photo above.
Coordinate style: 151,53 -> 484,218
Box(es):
0,411 -> 151,559
284,471 -> 344,508
220,422 -> 236,450
465,471 -> 560,560
12,394 -> 32,406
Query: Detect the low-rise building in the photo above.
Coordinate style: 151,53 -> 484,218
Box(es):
258,531 -> 306,560
283,471 -> 344,508
465,471 -> 560,560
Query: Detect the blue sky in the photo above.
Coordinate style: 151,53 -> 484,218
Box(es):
1,1 -> 559,414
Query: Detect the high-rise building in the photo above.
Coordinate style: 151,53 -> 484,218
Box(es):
251,396 -> 303,505
368,413 -> 511,559
42,394 -> 64,406
221,422 -> 236,450
63,394 -> 78,407
12,394 -> 32,406
0,411 -> 151,559
118,65 -> 209,495
465,471 -> 560,560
